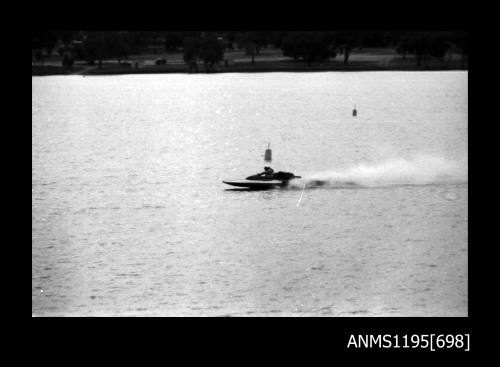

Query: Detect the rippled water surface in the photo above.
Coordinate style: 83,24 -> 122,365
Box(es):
32,72 -> 468,316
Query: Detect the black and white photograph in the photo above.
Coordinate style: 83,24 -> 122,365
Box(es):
32,30 -> 468,318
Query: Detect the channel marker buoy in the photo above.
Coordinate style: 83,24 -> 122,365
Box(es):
264,143 -> 272,162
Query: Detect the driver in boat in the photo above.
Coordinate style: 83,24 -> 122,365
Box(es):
259,166 -> 275,178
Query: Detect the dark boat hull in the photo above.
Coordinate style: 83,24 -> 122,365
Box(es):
222,179 -> 285,189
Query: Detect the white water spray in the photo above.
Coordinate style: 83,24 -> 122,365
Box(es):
292,154 -> 467,189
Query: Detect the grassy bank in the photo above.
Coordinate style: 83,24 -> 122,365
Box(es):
32,65 -> 86,76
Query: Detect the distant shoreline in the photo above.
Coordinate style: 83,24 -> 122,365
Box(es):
32,47 -> 468,76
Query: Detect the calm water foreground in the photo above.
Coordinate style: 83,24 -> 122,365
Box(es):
32,71 -> 468,316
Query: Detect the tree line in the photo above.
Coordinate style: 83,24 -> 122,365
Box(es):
32,31 -> 469,71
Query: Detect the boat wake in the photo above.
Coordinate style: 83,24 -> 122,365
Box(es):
288,155 -> 467,190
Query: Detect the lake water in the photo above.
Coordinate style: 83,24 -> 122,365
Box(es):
32,71 -> 468,316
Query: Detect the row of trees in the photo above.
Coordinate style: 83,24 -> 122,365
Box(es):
182,33 -> 224,72
281,31 -> 469,67
32,31 -> 469,70
392,31 -> 469,66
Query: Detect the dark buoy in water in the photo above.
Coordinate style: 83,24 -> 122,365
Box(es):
352,105 -> 357,117
264,143 -> 272,162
